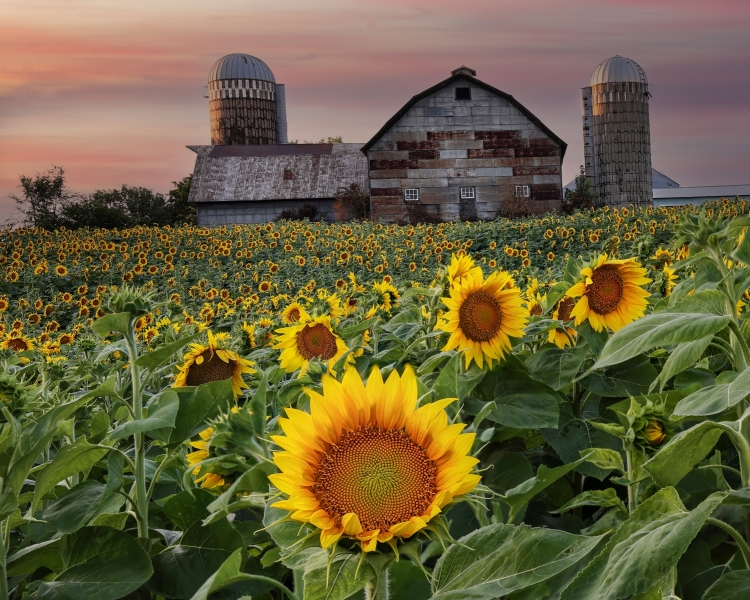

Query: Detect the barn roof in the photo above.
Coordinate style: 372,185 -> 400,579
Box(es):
187,143 -> 368,204
360,72 -> 567,160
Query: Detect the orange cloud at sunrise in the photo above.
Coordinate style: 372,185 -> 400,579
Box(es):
2,0 -> 749,221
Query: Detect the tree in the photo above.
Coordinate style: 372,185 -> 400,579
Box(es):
333,183 -> 370,220
10,165 -> 77,229
167,175 -> 196,225
563,166 -> 597,214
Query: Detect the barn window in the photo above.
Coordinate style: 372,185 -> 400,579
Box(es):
515,185 -> 530,198
460,187 -> 475,199
404,188 -> 420,202
283,169 -> 293,180
455,87 -> 471,100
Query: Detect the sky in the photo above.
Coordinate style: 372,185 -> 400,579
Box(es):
1,0 -> 749,222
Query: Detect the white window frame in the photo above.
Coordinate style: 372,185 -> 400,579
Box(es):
515,185 -> 530,199
404,188 -> 420,202
460,187 -> 475,199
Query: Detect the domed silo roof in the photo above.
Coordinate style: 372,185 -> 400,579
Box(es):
208,54 -> 275,83
590,56 -> 647,86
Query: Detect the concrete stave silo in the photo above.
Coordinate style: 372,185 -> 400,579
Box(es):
582,56 -> 653,207
208,53 -> 288,145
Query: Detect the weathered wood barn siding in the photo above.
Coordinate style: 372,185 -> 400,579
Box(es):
362,69 -> 567,223
187,143 -> 368,225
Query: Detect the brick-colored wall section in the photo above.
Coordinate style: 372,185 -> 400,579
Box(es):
367,83 -> 563,222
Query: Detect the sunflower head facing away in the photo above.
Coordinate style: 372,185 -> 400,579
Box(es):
446,253 -> 478,286
269,366 -> 480,552
187,427 -> 225,489
174,331 -> 255,398
548,296 -> 577,349
437,268 -> 528,369
273,315 -> 349,375
566,254 -> 651,333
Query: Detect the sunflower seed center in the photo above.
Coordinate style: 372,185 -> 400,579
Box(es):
296,323 -> 338,361
557,296 -> 576,321
458,291 -> 503,342
587,264 -> 624,314
312,425 -> 437,532
185,350 -> 235,386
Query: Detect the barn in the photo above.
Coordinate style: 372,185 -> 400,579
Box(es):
361,66 -> 567,223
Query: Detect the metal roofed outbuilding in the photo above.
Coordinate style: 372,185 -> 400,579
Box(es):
653,184 -> 750,207
187,143 -> 369,225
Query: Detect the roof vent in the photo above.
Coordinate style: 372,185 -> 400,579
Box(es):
451,66 -> 476,77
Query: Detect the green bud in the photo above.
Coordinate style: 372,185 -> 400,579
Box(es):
105,284 -> 156,317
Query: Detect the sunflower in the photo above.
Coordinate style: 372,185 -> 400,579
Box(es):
174,331 -> 255,398
281,302 -> 310,324
373,281 -> 399,312
55,265 -> 68,276
566,254 -> 651,333
437,268 -> 528,369
548,296 -> 577,349
661,266 -> 678,297
186,427 -> 225,489
446,253 -> 478,286
269,366 -> 480,552
273,315 -> 350,375
651,247 -> 674,269
1,334 -> 34,352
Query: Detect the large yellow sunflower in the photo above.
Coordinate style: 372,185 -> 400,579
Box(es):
273,315 -> 349,375
548,296 -> 577,349
174,331 -> 255,398
566,254 -> 651,332
269,366 -> 480,552
437,268 -> 528,369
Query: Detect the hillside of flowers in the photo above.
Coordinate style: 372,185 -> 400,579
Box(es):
1,199 -> 750,600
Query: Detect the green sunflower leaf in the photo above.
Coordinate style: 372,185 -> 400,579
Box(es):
593,290 -> 730,369
430,523 -> 603,600
559,488 -> 726,600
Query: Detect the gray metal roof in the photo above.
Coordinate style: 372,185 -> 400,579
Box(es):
208,54 -> 275,83
187,143 -> 368,203
564,167 -> 677,191
653,184 -> 750,199
652,168 -> 680,189
590,56 -> 647,86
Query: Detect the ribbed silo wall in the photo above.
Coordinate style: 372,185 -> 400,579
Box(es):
209,79 -> 277,145
591,81 -> 652,207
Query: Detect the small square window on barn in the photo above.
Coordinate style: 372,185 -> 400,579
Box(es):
283,169 -> 293,180
404,188 -> 420,202
515,185 -> 530,198
455,87 -> 471,100
460,187 -> 475,199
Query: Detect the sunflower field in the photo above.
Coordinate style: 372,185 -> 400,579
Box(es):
1,199 -> 750,600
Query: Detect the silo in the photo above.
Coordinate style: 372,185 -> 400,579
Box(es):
208,53 -> 280,145
581,56 -> 652,207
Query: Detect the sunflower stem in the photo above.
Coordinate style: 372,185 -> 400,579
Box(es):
706,517 -> 750,569
364,568 -> 390,600
126,323 -> 149,545
0,517 -> 8,600
625,448 -> 637,514
293,569 -> 304,597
